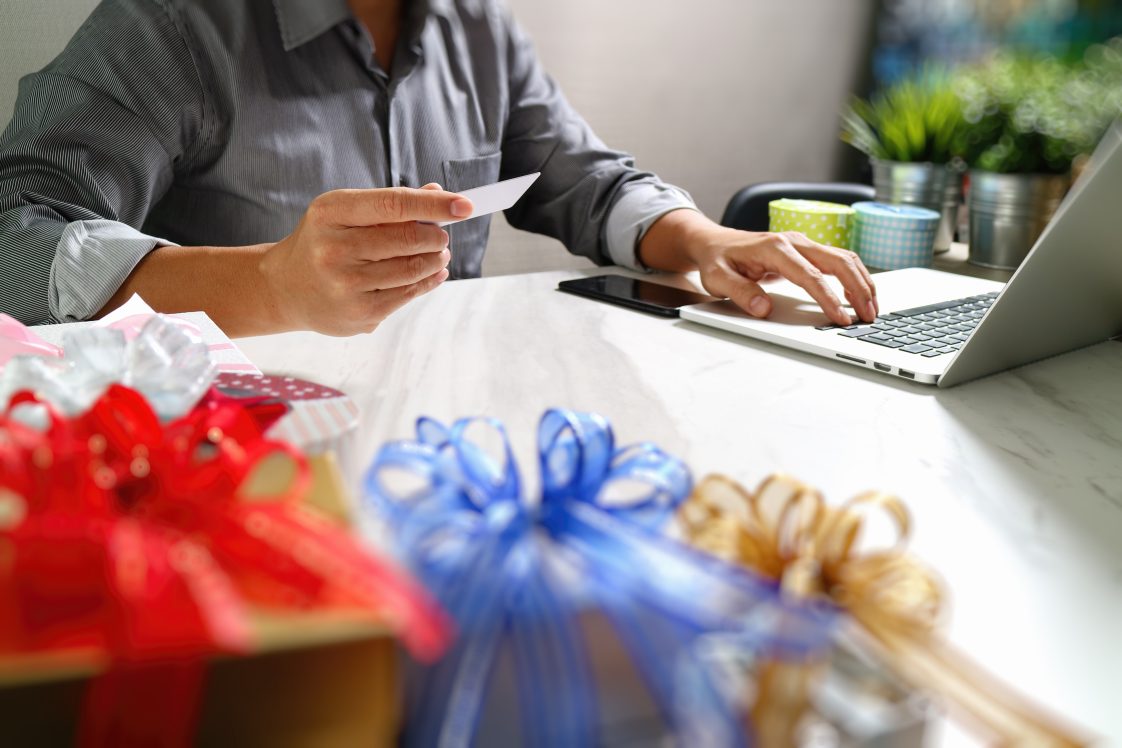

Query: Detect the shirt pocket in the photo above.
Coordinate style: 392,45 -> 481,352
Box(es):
442,152 -> 502,278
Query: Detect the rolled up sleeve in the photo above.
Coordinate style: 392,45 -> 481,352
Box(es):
49,220 -> 175,321
604,183 -> 697,270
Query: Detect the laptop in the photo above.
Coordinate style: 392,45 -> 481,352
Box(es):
680,122 -> 1122,387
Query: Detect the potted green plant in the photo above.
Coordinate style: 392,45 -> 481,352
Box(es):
841,72 -> 969,253
956,45 -> 1122,269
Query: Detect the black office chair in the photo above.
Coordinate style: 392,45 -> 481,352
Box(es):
720,182 -> 876,232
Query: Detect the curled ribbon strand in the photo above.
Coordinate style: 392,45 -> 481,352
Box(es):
679,474 -> 1088,748
366,410 -> 837,748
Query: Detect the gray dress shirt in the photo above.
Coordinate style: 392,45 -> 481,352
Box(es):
0,0 -> 694,324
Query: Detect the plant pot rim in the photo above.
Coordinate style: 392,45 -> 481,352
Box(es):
871,158 -> 957,168
968,169 -> 1071,179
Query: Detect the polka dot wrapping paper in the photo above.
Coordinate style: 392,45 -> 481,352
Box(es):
768,199 -> 856,249
850,202 -> 941,270
216,373 -> 359,455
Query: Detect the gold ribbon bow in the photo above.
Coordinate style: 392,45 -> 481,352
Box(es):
678,474 -> 1087,747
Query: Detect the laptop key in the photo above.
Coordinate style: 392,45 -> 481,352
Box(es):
839,327 -> 878,338
891,298 -> 971,317
896,337 -> 920,345
901,343 -> 934,353
867,337 -> 905,349
922,349 -> 946,357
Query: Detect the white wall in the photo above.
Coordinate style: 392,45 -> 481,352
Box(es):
0,0 -> 876,276
0,0 -> 100,120
485,0 -> 876,275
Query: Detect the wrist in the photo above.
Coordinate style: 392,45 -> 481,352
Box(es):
256,241 -> 299,333
639,209 -> 727,272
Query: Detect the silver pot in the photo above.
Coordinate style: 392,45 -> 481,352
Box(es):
967,171 -> 1069,270
872,160 -> 954,253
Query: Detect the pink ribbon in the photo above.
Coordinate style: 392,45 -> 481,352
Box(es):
1,313 -> 245,371
0,314 -> 62,365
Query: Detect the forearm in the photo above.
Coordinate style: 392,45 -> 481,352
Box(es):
637,208 -> 719,272
97,243 -> 286,338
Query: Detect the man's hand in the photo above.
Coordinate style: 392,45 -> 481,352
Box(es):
260,185 -> 473,336
638,210 -> 878,327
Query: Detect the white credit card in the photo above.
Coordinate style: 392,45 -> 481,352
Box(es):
437,172 -> 540,226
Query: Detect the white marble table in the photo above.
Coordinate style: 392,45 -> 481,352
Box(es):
237,266 -> 1122,746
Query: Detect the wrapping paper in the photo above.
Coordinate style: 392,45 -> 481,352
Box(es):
216,373 -> 359,456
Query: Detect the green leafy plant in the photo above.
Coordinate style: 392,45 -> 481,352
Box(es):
840,72 -> 968,164
954,41 -> 1122,174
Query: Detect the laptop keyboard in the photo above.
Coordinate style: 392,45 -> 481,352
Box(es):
815,291 -> 999,357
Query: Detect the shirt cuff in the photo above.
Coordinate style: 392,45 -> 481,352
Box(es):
48,220 -> 175,322
604,183 -> 697,270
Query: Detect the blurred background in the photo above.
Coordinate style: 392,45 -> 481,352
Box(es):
2,0 -> 1120,274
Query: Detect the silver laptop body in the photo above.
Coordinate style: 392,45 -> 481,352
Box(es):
681,122 -> 1122,387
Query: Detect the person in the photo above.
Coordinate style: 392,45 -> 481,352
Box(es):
0,0 -> 878,337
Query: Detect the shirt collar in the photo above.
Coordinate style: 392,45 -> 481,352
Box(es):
273,0 -> 352,51
273,0 -> 453,52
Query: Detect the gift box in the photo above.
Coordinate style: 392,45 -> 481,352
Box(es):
218,372 -> 361,524
364,410 -> 837,747
0,384 -> 450,746
1,296 -> 360,524
685,627 -> 932,748
0,611 -> 400,746
3,293 -> 260,376
676,473 -> 1089,747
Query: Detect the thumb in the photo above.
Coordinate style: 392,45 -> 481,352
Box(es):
704,264 -> 772,318
420,182 -> 443,191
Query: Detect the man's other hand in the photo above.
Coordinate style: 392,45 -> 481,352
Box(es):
639,210 -> 878,327
260,185 -> 473,336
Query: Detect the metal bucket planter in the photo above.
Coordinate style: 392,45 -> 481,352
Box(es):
967,171 -> 1069,270
872,160 -> 955,253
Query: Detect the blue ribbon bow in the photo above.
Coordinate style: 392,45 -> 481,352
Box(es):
365,410 -> 836,747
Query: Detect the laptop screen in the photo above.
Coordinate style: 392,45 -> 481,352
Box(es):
1060,118 -> 1122,211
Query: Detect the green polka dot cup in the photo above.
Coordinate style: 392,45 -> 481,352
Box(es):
768,199 -> 855,249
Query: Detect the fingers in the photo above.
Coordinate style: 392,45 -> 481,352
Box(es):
765,239 -> 853,326
701,261 -> 774,318
344,222 -> 449,262
354,248 -> 451,291
420,183 -> 443,191
791,237 -> 878,322
367,266 -> 450,320
311,187 -> 473,227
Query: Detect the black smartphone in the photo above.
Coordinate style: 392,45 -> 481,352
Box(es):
557,275 -> 719,317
